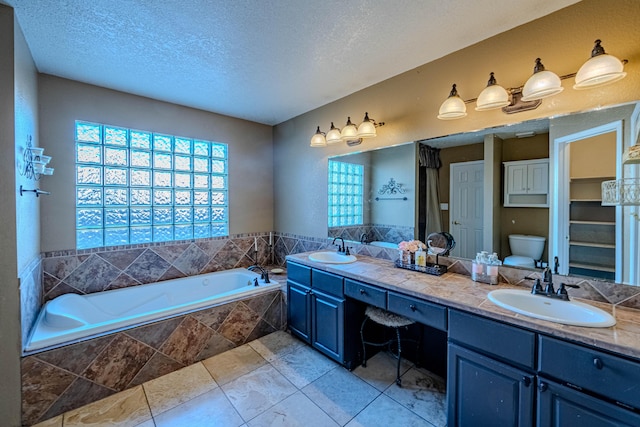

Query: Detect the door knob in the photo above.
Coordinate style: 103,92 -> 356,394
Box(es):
453,220 -> 461,225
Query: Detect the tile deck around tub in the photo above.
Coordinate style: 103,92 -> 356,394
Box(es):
32,330 -> 446,427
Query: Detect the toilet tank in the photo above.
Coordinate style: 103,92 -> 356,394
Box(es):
508,234 -> 546,259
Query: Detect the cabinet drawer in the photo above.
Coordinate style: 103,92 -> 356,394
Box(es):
344,279 -> 386,309
287,261 -> 311,285
449,310 -> 536,369
539,336 -> 640,409
388,292 -> 447,331
312,269 -> 344,298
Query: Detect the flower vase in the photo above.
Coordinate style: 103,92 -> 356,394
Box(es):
409,251 -> 416,265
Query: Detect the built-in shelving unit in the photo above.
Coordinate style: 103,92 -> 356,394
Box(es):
568,177 -> 615,280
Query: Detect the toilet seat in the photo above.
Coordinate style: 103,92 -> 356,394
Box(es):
503,255 -> 536,268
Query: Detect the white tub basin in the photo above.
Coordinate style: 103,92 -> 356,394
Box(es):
488,289 -> 616,327
308,251 -> 357,264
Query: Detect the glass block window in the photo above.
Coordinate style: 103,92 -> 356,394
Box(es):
328,160 -> 364,227
75,121 -> 228,249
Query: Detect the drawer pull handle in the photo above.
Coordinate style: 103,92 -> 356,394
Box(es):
593,357 -> 604,370
409,304 -> 417,311
359,289 -> 366,295
522,376 -> 531,387
539,382 -> 548,392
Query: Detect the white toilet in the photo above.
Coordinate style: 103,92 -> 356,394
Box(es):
503,234 -> 546,268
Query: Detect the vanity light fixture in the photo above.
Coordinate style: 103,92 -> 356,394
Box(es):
437,84 -> 467,120
574,40 -> 627,90
311,112 -> 385,147
325,122 -> 342,145
475,73 -> 510,111
310,126 -> 327,147
437,39 -> 627,121
521,58 -> 564,101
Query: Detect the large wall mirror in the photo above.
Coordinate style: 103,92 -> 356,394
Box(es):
328,100 -> 640,286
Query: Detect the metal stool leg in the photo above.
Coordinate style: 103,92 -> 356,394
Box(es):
395,327 -> 402,386
360,316 -> 369,367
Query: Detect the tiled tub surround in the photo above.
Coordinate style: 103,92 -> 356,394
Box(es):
288,252 -> 640,360
21,283 -> 286,426
20,256 -> 43,348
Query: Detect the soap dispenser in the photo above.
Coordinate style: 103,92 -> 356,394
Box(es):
416,247 -> 427,267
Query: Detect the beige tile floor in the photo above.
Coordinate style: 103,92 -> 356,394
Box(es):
34,331 -> 447,427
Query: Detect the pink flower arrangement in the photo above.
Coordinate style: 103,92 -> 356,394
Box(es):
398,240 -> 426,253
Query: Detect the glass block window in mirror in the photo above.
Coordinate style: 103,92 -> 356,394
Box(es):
75,121 -> 228,249
328,160 -> 364,227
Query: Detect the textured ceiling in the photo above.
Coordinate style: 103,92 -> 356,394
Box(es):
6,0 -> 579,125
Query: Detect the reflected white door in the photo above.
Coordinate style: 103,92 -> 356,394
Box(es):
450,161 -> 484,259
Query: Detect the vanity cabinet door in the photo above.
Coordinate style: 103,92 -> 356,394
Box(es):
448,343 -> 534,427
311,289 -> 344,362
537,379 -> 640,427
287,280 -> 311,344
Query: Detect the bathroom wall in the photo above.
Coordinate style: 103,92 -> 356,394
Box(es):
273,0 -> 640,241
38,75 -> 275,252
370,143 -> 415,228
15,17 -> 42,355
1,5 -> 35,426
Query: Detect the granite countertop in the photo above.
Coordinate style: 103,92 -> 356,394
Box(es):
286,252 -> 640,361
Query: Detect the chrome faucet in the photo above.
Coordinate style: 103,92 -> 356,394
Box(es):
248,265 -> 270,283
360,233 -> 369,244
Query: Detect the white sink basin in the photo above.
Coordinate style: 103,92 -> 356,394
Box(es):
308,251 -> 357,264
488,289 -> 616,328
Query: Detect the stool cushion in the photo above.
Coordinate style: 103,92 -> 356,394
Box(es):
365,306 -> 415,328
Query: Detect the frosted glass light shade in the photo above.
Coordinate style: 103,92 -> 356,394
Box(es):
340,117 -> 359,141
325,122 -> 342,145
574,54 -> 626,89
438,84 -> 467,120
310,126 -> 327,147
476,73 -> 510,111
356,112 -> 377,138
521,58 -> 563,101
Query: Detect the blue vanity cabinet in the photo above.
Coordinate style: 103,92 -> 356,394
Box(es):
537,336 -> 640,426
537,379 -> 640,427
287,262 -> 348,365
447,310 -> 536,427
310,269 -> 345,362
287,262 -> 312,343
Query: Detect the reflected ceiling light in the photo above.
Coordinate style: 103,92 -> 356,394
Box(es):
475,72 -> 510,111
574,39 -> 627,90
521,58 -> 564,101
325,122 -> 342,145
311,113 -> 385,147
310,126 -> 327,147
438,84 -> 467,120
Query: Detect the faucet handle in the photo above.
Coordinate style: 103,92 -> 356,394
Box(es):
531,279 -> 543,294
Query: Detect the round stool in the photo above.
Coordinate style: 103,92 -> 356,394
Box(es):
360,306 -> 418,386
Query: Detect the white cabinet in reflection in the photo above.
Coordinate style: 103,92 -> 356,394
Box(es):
504,159 -> 549,207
